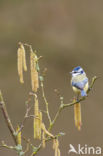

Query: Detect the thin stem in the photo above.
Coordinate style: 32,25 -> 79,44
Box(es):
48,106 -> 63,131
0,141 -> 14,150
18,103 -> 33,133
23,132 -> 63,156
48,76 -> 98,131
0,91 -> 17,145
41,81 -> 52,124
22,137 -> 41,156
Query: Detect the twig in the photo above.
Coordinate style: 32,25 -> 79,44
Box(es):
48,76 -> 98,131
0,91 -> 18,145
48,105 -> 62,131
22,137 -> 41,156
0,141 -> 25,156
31,132 -> 64,155
23,132 -> 64,156
24,139 -> 30,154
18,111 -> 38,134
18,102 -> 33,133
40,81 -> 52,124
0,141 -> 14,150
18,95 -> 41,134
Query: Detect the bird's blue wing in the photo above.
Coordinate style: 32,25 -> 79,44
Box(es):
72,78 -> 88,90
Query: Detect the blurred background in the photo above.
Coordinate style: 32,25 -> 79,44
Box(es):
0,0 -> 103,156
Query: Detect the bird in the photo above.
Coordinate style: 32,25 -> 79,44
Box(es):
70,66 -> 89,98
70,66 -> 89,130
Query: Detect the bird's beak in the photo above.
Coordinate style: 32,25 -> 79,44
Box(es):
70,72 -> 73,74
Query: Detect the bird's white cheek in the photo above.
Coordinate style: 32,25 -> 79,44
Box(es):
72,73 -> 80,77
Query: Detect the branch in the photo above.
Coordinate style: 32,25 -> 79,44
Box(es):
22,137 -> 41,156
23,132 -> 64,156
18,102 -> 33,133
0,141 -> 14,150
40,80 -> 52,124
48,76 -> 98,131
18,96 -> 41,134
0,91 -> 17,145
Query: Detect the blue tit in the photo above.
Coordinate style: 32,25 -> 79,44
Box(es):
70,66 -> 89,97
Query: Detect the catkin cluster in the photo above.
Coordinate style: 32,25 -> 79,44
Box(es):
30,49 -> 39,92
17,43 -> 61,156
33,94 -> 56,151
53,139 -> 61,156
17,43 -> 39,92
33,95 -> 42,139
17,43 -> 27,83
41,123 -> 54,148
33,95 -> 54,142
74,99 -> 81,131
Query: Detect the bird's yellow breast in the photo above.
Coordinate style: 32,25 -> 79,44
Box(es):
72,82 -> 89,95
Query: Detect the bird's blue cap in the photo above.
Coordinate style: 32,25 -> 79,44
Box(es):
70,66 -> 83,74
73,66 -> 81,71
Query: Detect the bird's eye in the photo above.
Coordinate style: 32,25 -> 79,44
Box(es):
81,70 -> 83,74
74,71 -> 77,73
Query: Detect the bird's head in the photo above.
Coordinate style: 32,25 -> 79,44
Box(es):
70,66 -> 85,77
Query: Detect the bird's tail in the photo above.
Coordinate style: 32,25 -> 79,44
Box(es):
74,99 -> 82,131
81,90 -> 87,97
